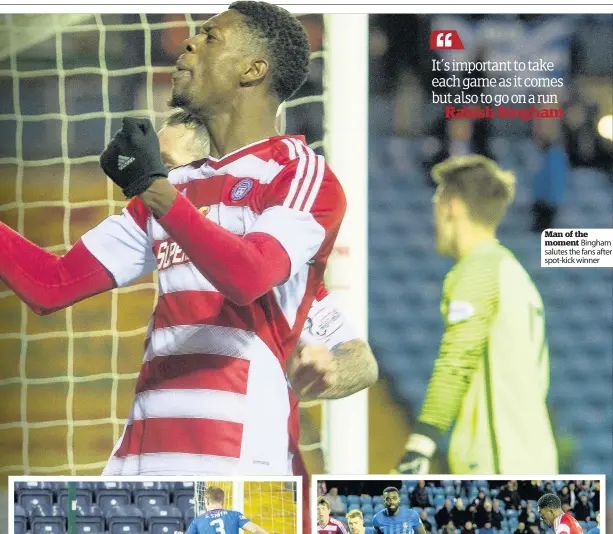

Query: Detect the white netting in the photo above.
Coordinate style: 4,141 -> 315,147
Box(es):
193,481 -> 297,534
0,12 -> 326,475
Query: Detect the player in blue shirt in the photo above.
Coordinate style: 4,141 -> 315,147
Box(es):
372,487 -> 427,534
185,486 -> 268,534
347,509 -> 374,534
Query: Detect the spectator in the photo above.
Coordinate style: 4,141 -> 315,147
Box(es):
318,482 -> 327,497
451,499 -> 469,528
544,483 -> 554,494
491,500 -> 504,530
420,510 -> 433,533
436,499 -> 454,528
587,512 -> 600,534
473,491 -> 488,509
499,482 -> 521,510
559,486 -> 572,508
530,106 -> 569,233
514,522 -> 529,534
574,494 -> 592,523
441,520 -> 456,534
519,481 -> 542,502
519,502 -> 539,528
466,504 -> 477,525
591,482 -> 600,513
325,487 -> 345,515
475,501 -> 494,529
461,521 -> 475,534
411,481 -> 432,508
478,522 -> 495,534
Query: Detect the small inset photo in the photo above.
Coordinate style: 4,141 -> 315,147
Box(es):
10,476 -> 300,534
313,476 -> 604,534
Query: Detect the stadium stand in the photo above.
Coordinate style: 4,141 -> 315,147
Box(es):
14,481 -> 198,534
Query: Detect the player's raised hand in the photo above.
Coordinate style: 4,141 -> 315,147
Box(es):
395,424 -> 443,474
100,117 -> 168,198
287,344 -> 335,399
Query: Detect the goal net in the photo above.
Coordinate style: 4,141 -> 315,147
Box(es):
0,11 -> 367,478
193,480 -> 297,534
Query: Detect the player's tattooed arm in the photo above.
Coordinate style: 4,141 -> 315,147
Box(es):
288,340 -> 378,400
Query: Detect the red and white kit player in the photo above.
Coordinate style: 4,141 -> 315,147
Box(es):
538,494 -> 584,534
0,4 -> 350,475
318,496 -> 349,534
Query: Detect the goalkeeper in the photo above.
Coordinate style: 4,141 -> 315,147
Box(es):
395,155 -> 558,475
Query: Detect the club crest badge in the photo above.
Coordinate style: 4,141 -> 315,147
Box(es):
230,178 -> 254,201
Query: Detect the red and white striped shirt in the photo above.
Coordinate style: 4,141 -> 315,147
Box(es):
82,136 -> 345,475
554,512 -> 584,534
318,517 -> 349,534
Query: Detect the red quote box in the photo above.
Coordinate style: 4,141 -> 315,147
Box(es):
430,30 -> 464,50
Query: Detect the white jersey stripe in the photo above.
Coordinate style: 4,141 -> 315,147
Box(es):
127,389 -> 246,423
282,140 -> 309,208
102,451 -> 290,476
158,262 -> 219,295
145,324 -> 260,361
272,264 -> 310,330
303,155 -> 326,213
290,140 -> 316,211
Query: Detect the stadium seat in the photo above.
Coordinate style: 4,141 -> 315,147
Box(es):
373,496 -> 384,505
361,504 -> 374,514
14,504 -> 27,534
400,496 -> 409,507
146,505 -> 184,534
184,507 -> 195,527
339,495 -> 347,504
348,503 -> 360,512
347,495 -> 360,505
360,495 -> 372,505
374,504 -> 385,513
74,505 -> 105,534
96,487 -> 132,514
433,496 -> 445,507
18,488 -> 55,515
31,517 -> 66,534
107,505 -> 145,534
174,494 -> 195,515
134,490 -> 170,512
58,488 -> 94,510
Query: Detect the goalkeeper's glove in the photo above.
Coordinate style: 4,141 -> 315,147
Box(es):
100,117 -> 168,198
394,422 -> 443,474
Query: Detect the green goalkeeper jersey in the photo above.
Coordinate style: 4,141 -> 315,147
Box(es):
420,239 -> 558,474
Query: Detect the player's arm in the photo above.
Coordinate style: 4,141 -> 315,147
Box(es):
288,287 -> 378,399
416,525 -> 428,534
100,118 -> 345,306
241,521 -> 268,534
396,261 -> 499,474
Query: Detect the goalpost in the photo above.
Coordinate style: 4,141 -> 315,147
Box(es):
0,10 -> 368,478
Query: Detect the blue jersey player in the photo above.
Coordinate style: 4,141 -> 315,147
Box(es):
186,486 -> 268,534
372,487 -> 426,534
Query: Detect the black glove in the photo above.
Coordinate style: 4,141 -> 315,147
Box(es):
100,117 -> 168,198
394,422 -> 443,474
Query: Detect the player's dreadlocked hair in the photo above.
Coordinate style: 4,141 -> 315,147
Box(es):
229,1 -> 310,101
537,493 -> 562,510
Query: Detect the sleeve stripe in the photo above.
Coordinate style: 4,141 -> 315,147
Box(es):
283,138 -> 323,212
282,138 -> 297,160
291,143 -> 317,211
282,139 -> 309,209
303,155 -> 325,212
